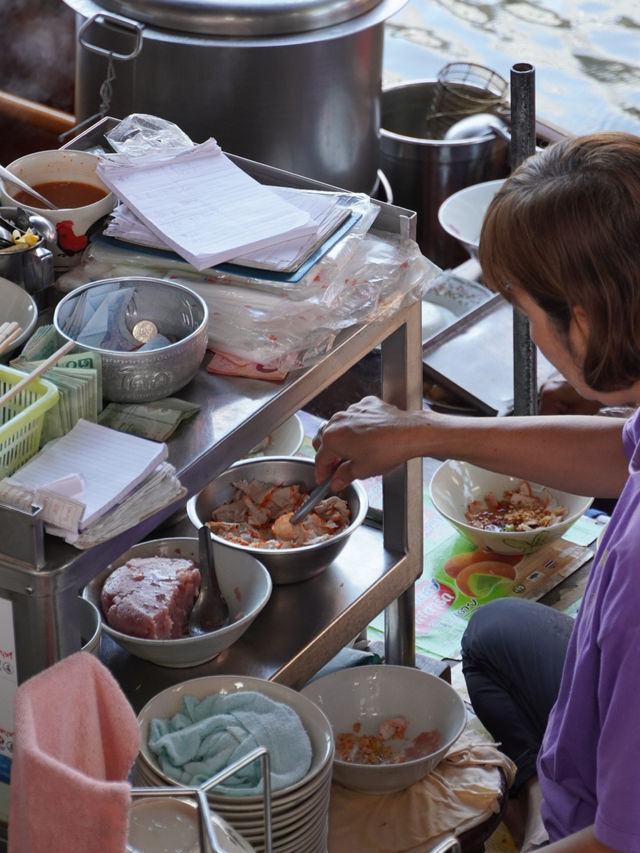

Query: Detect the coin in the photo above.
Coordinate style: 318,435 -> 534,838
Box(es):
132,320 -> 158,343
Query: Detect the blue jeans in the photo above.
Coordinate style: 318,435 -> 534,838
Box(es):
461,597 -> 574,794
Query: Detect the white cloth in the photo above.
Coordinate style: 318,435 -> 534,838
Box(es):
328,725 -> 516,853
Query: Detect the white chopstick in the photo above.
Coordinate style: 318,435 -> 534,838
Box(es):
0,339 -> 75,408
0,321 -> 23,355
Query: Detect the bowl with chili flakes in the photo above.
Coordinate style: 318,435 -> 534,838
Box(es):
430,460 -> 593,556
301,664 -> 466,794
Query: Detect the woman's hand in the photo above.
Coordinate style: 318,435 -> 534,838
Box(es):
538,373 -> 601,415
313,396 -> 428,490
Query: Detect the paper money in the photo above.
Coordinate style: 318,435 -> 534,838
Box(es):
98,398 -> 200,441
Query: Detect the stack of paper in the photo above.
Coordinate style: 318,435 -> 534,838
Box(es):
97,139 -> 318,271
0,420 -> 185,546
104,186 -> 352,274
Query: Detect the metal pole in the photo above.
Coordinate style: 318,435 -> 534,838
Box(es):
510,62 -> 538,416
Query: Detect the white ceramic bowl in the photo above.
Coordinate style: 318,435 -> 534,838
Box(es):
77,596 -> 102,656
301,664 -> 467,794
0,149 -> 116,250
429,460 -> 593,556
437,179 -> 505,259
0,277 -> 37,362
187,456 -> 368,585
83,537 -> 272,668
136,674 -> 334,799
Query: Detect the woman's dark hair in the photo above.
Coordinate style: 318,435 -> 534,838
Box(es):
479,131 -> 640,392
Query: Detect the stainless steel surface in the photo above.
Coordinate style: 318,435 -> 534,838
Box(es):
510,62 -> 538,417
54,277 -> 209,403
0,155 -> 421,691
64,0 -> 406,192
94,0 -> 386,36
380,80 -> 509,268
187,457 -> 368,585
422,295 -> 557,416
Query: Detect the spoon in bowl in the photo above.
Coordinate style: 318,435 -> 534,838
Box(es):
0,164 -> 58,210
188,525 -> 230,637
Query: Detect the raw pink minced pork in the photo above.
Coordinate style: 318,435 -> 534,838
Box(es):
101,557 -> 201,639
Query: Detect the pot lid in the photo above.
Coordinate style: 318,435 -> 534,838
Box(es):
95,0 -> 386,36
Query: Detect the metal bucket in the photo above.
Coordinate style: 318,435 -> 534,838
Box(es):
380,80 -> 510,269
63,0 -> 407,194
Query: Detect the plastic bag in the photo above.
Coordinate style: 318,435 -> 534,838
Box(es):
104,113 -> 194,162
58,230 -> 439,371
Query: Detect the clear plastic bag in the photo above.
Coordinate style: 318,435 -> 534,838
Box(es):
58,230 -> 438,371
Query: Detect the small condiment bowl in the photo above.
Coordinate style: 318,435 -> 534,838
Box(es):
0,149 -> 116,253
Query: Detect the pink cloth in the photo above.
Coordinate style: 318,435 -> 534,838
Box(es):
9,651 -> 140,853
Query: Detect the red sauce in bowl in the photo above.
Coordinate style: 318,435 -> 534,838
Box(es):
12,181 -> 108,209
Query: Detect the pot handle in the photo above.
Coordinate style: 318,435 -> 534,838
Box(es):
78,13 -> 144,61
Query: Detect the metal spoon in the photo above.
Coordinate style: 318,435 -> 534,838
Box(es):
188,525 -> 229,637
290,476 -> 334,525
444,113 -> 543,152
444,113 -> 512,142
0,164 -> 58,210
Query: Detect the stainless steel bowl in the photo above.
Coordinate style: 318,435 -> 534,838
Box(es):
53,277 -> 208,403
187,456 -> 368,585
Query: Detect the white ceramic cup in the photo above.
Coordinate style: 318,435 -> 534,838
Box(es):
0,150 -> 116,254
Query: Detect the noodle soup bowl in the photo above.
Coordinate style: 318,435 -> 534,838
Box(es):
429,460 -> 593,556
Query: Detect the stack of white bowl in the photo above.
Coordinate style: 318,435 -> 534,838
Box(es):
133,675 -> 334,853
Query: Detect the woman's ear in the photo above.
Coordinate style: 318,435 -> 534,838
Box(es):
569,305 -> 590,355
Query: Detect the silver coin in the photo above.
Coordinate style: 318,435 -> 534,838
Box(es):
132,320 -> 158,343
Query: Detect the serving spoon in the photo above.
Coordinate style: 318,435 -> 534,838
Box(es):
0,164 -> 58,210
188,525 -> 229,637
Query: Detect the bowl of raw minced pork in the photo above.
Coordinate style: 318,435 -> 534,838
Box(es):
83,537 -> 272,667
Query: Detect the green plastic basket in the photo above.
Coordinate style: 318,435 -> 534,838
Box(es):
0,365 -> 59,478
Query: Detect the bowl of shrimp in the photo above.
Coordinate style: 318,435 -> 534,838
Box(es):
186,456 -> 369,584
301,664 -> 467,793
429,460 -> 593,556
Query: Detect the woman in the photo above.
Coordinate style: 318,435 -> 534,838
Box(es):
313,131 -> 640,853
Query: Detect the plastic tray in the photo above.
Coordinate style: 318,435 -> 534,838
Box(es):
0,364 -> 59,477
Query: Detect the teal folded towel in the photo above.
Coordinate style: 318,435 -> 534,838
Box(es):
148,691 -> 313,794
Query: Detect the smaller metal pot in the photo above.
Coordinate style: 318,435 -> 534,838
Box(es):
0,207 -> 55,301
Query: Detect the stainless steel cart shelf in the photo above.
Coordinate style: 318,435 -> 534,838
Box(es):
0,153 -> 423,704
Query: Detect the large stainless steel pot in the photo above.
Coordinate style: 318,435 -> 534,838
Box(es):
62,0 -> 407,193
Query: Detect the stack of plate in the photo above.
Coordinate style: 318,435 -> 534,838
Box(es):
133,675 -> 334,853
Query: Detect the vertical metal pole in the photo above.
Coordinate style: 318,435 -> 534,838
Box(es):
510,62 -> 538,416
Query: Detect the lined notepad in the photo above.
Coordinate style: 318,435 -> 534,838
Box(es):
8,419 -> 167,530
97,139 -> 316,270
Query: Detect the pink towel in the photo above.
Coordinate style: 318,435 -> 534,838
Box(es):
9,651 -> 140,853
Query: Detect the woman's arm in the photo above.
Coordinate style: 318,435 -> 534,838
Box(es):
543,826 -> 621,853
313,396 -> 628,498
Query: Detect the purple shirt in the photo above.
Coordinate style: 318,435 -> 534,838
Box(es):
538,407 -> 640,850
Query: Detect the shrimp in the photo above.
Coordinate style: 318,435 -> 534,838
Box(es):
272,512 -> 297,541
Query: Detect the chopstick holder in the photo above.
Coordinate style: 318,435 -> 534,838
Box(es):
0,340 -> 75,408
